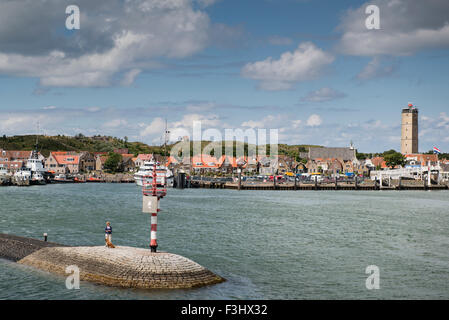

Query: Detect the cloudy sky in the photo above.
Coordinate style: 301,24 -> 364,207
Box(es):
0,0 -> 448,153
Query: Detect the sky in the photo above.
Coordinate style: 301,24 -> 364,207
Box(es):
0,0 -> 448,153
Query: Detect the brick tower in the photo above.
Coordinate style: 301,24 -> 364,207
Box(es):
401,103 -> 419,154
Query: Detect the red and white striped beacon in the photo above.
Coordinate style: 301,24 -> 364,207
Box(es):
142,161 -> 167,252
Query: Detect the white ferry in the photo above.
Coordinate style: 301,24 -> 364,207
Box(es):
134,160 -> 173,187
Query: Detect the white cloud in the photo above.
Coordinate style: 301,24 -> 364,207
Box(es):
292,119 -> 302,128
196,0 -> 220,8
103,119 -> 128,128
241,42 -> 335,91
337,0 -> 449,56
121,68 -> 142,86
0,113 -> 65,134
140,117 -> 166,137
0,0 -> 211,87
306,114 -> 323,127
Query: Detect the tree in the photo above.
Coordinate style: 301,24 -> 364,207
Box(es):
384,151 -> 405,168
104,152 -> 123,173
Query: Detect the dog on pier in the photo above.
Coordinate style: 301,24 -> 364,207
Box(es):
105,238 -> 116,248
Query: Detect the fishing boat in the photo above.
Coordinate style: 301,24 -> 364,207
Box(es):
0,167 -> 11,185
134,160 -> 173,187
30,171 -> 46,185
13,168 -> 32,185
25,130 -> 49,184
25,151 -> 48,185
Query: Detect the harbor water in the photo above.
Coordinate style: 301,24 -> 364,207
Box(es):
0,184 -> 448,300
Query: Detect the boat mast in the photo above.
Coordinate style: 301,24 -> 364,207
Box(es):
164,119 -> 170,158
33,121 -> 40,159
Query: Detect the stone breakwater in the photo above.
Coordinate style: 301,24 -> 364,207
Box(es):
0,233 -> 65,262
0,234 -> 224,289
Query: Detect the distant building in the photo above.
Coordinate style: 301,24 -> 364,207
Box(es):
0,160 -> 24,172
45,151 -> 80,174
95,154 -> 108,171
134,154 -> 153,168
79,152 -> 96,172
308,147 -> 356,162
0,149 -> 7,161
2,150 -> 44,162
121,154 -> 136,172
401,104 -> 419,154
441,163 -> 449,182
404,154 -> 439,166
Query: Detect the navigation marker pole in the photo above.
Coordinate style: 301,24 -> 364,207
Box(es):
142,162 -> 167,253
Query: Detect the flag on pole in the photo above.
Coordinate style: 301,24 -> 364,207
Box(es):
433,147 -> 441,154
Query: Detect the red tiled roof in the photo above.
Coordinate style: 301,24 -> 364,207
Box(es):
5,150 -> 32,160
405,154 -> 439,165
137,154 -> 153,161
0,161 -> 23,169
192,155 -> 220,168
52,152 -> 80,165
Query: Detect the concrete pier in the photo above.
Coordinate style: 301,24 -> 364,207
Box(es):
0,234 -> 224,289
0,233 -> 64,261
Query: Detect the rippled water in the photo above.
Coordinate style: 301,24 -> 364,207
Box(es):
0,184 -> 448,300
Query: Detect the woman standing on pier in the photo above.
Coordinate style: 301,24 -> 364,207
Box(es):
105,222 -> 112,247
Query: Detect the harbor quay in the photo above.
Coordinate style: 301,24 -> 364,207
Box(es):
190,178 -> 449,191
0,233 -> 225,289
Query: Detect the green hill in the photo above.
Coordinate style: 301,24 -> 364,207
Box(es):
0,135 -> 156,157
0,134 -> 321,159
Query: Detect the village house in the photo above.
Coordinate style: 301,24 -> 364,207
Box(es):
45,151 -> 80,174
405,154 -> 439,166
343,160 -> 354,174
134,154 -> 153,168
295,162 -> 307,173
307,146 -> 357,162
440,163 -> 449,182
328,159 -> 343,176
0,160 -> 23,172
354,161 -> 371,176
79,151 -> 96,172
121,154 -> 136,172
245,156 -> 259,174
258,156 -> 278,175
191,154 -> 221,173
277,155 -> 296,174
2,150 -> 45,162
371,157 -> 386,170
306,158 -> 331,174
306,159 -> 320,174
0,149 -> 7,161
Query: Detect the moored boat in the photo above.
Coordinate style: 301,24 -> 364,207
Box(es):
134,160 -> 173,187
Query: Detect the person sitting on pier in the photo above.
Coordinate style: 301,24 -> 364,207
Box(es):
105,221 -> 115,248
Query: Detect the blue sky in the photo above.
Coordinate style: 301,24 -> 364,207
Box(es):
0,0 -> 448,153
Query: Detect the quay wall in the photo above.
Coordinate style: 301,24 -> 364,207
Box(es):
190,180 -> 449,191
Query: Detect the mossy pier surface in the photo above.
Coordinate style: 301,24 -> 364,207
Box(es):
0,233 -> 225,289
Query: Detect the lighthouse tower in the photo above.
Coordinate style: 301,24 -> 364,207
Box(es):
401,103 -> 419,154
